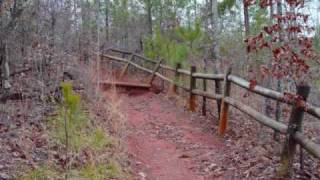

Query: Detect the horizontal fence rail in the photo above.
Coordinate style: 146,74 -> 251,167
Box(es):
99,48 -> 320,176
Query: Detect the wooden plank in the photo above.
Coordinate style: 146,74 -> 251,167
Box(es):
155,72 -> 173,83
229,75 -> 320,120
101,54 -> 128,63
224,97 -> 288,133
305,104 -> 320,120
294,132 -> 320,159
128,61 -> 153,74
160,64 -> 175,72
133,53 -> 158,63
148,59 -> 162,85
192,90 -> 222,100
202,66 -> 207,116
99,81 -> 151,89
228,75 -> 284,101
279,85 -> 310,177
193,73 -> 224,80
219,67 -> 232,135
120,54 -> 134,78
109,48 -> 132,55
177,69 -> 191,76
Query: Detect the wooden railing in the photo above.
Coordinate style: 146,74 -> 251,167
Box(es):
100,48 -> 320,175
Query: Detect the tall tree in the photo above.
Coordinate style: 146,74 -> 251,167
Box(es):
0,0 -> 29,90
80,0 -> 90,63
243,0 -> 250,37
144,0 -> 153,35
274,0 -> 283,138
105,0 -> 110,41
211,0 -> 220,61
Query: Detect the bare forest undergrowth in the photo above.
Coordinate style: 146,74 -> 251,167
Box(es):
102,65 -> 320,180
0,59 -> 130,179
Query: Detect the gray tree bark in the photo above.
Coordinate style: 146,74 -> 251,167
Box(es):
146,0 -> 153,36
210,0 -> 220,62
0,0 -> 28,91
105,0 -> 110,41
0,40 -> 11,90
244,3 -> 250,37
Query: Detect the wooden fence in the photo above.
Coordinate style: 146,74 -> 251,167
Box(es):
100,48 -> 320,176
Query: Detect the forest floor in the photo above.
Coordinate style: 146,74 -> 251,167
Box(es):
102,68 -> 320,180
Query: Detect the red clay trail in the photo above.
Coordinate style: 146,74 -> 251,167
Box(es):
108,86 -> 228,180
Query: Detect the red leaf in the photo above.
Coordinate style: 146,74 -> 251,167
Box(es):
249,79 -> 257,90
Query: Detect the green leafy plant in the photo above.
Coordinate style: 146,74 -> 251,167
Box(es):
143,27 -> 188,66
143,20 -> 203,67
218,0 -> 236,15
48,82 -> 86,152
89,128 -> 115,151
18,165 -> 56,180
79,161 -> 120,180
175,18 -> 202,49
47,82 -> 115,177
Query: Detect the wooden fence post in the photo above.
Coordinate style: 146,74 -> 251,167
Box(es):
202,67 -> 207,116
148,59 -> 162,85
188,66 -> 197,112
120,54 -> 134,78
218,67 -> 232,135
170,63 -> 182,95
215,80 -> 222,119
278,84 -> 310,177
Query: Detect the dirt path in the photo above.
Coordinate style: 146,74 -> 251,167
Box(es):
110,87 -> 227,180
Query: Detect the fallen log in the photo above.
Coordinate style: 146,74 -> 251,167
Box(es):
99,81 -> 151,89
10,67 -> 32,77
0,92 -> 23,102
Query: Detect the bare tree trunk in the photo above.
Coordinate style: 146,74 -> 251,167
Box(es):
0,40 -> 11,90
159,1 -> 163,34
95,0 -> 101,97
243,1 -> 251,74
123,1 -> 129,49
105,0 -> 110,41
146,0 -> 153,36
0,0 -> 28,91
210,0 -> 220,61
204,0 -> 210,33
81,0 -> 90,63
209,0 -> 222,114
275,0 -> 283,140
244,4 -> 250,37
49,0 -> 56,65
263,0 -> 274,141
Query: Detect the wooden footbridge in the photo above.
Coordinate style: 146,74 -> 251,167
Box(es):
98,48 -> 320,176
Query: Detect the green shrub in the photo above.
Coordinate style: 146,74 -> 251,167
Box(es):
143,20 -> 203,67
22,82 -> 123,179
89,128 -> 115,151
46,82 -> 88,152
18,165 -> 56,180
78,161 -> 120,180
